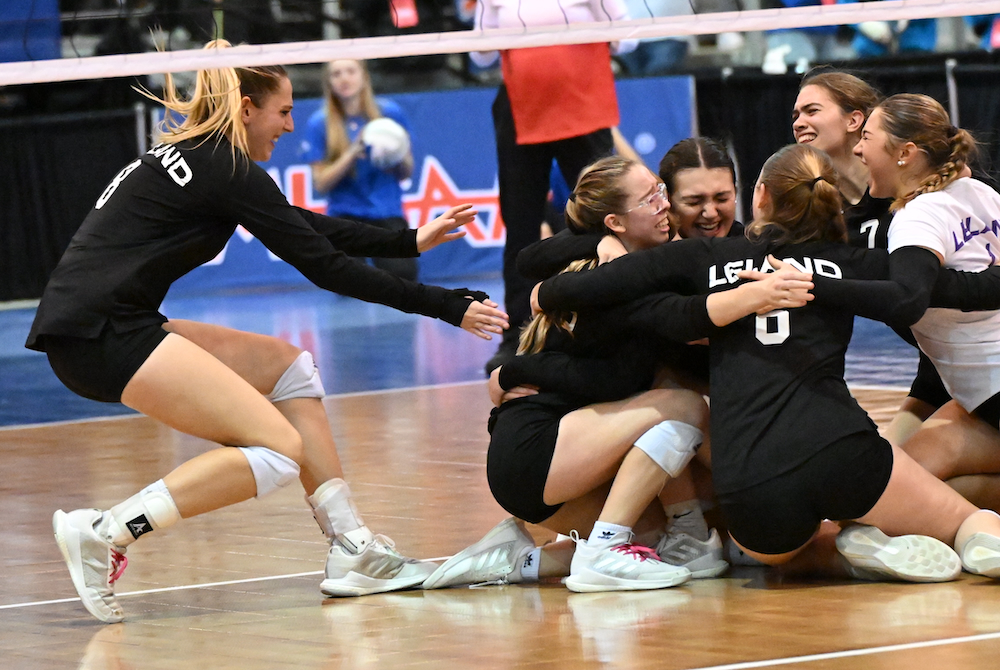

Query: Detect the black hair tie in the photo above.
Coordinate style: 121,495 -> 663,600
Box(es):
810,176 -> 825,188
568,192 -> 577,202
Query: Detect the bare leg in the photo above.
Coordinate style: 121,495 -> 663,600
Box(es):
949,474 -> 1000,511
900,400 -> 1000,481
860,444 -> 980,544
121,333 -> 303,518
543,388 -> 707,506
164,319 -> 341,495
540,482 -> 668,544
884,396 -> 937,448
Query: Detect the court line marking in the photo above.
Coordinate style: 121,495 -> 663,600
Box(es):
692,631 -> 1000,670
0,379 -> 487,432
0,559 -> 451,611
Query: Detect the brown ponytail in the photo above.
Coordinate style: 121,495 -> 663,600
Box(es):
746,144 -> 846,244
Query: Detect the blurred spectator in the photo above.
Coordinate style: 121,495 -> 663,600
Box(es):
618,0 -> 693,76
762,1 -> 854,72
966,14 -> 1000,52
839,0 -> 937,58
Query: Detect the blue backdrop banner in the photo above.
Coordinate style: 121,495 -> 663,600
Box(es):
169,76 -> 694,296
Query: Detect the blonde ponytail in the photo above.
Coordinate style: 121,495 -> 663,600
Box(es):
517,258 -> 598,355
136,40 -> 287,162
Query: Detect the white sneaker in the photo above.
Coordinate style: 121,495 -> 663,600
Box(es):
321,533 -> 436,597
835,525 -> 961,583
422,517 -> 535,589
52,509 -> 129,623
655,528 -> 729,579
564,531 -> 690,593
960,533 -> 1000,578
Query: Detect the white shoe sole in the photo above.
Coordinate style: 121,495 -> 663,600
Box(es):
564,567 -> 690,593
961,533 -> 1000,578
687,559 -> 729,579
836,525 -> 961,583
53,510 -> 124,623
321,566 -> 433,597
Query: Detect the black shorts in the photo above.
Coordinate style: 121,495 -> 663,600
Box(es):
719,430 -> 894,555
486,398 -> 570,524
907,352 -> 952,409
44,322 -> 168,403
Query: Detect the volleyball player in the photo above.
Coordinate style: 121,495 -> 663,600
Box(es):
423,158 -> 811,591
825,93 -> 1000,515
791,69 -> 952,446
531,143 -> 1000,580
30,41 -> 509,623
517,137 -> 744,282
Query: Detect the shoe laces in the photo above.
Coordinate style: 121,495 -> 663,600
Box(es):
109,549 -> 128,584
612,544 -> 659,562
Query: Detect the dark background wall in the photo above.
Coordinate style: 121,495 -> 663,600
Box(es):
696,53 -> 1000,222
0,108 -> 138,301
4,53 -> 1000,302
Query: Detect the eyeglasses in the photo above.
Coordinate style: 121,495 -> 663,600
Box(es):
625,182 -> 668,214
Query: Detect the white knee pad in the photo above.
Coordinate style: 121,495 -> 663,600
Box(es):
267,351 -> 325,403
238,446 -> 301,498
633,420 -> 704,478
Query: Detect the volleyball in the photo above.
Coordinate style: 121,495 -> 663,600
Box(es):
361,117 -> 411,170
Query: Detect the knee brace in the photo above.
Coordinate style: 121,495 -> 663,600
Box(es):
633,420 -> 704,478
238,446 -> 301,498
267,351 -> 325,403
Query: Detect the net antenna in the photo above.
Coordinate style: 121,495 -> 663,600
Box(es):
2,0 -> 999,86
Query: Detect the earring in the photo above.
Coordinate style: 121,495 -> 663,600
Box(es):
897,160 -> 906,167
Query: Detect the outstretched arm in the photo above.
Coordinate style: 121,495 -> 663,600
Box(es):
296,207 -> 418,258
809,247 -> 940,327
931,264 -> 1000,311
535,239 -> 706,312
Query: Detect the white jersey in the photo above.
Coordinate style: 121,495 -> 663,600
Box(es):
888,177 -> 1000,409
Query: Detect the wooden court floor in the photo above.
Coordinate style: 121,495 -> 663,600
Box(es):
2,383 -> 1000,670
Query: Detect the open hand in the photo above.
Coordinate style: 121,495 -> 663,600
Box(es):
461,299 -> 510,340
736,255 -> 814,314
416,204 -> 477,252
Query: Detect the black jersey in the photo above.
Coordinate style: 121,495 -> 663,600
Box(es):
498,290 -> 715,411
538,236 -> 888,493
844,188 -> 892,250
27,138 -> 471,350
517,221 -> 746,282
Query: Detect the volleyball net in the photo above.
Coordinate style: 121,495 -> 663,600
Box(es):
3,0 -> 1000,86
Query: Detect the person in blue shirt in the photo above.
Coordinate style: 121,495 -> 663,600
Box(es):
301,59 -> 418,280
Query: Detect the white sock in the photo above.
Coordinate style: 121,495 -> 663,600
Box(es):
664,499 -> 709,541
106,480 -> 181,547
588,521 -> 631,546
518,548 -> 542,582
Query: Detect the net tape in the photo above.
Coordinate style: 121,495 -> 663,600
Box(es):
2,0 -> 999,86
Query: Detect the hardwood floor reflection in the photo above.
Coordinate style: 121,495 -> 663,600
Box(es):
2,384 -> 999,670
